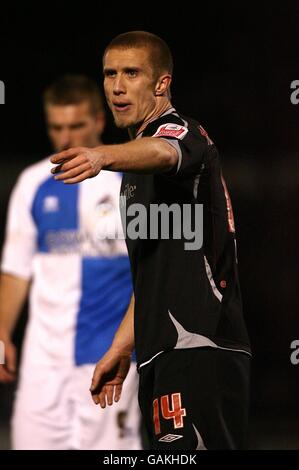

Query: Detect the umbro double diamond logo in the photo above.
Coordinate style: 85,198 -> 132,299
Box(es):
158,433 -> 183,443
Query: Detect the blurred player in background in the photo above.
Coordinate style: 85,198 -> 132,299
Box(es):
0,75 -> 141,450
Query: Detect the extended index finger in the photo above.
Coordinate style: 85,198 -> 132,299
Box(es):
50,147 -> 82,164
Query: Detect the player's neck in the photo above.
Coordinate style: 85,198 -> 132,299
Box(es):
134,99 -> 173,137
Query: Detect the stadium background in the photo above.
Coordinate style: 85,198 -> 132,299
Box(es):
0,2 -> 298,449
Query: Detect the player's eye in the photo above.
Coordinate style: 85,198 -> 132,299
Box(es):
104,69 -> 116,77
49,125 -> 62,132
70,123 -> 85,130
126,69 -> 138,78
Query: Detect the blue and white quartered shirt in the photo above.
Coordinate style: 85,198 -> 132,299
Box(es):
1,158 -> 132,367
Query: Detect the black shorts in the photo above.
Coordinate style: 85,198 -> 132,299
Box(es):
138,348 -> 250,450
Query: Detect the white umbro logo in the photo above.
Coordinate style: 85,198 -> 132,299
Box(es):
158,434 -> 183,443
43,196 -> 59,213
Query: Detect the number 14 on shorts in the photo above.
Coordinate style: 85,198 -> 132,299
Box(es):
153,393 -> 186,435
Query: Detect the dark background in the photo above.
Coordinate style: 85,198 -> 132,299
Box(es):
0,2 -> 298,449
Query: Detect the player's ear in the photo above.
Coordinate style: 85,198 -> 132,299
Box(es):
155,74 -> 172,96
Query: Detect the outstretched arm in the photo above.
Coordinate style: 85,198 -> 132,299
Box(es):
50,137 -> 178,183
90,294 -> 135,408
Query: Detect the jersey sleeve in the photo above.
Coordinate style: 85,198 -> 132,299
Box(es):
1,172 -> 37,279
148,116 -> 213,178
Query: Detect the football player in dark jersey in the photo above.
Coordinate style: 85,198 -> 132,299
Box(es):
51,31 -> 251,449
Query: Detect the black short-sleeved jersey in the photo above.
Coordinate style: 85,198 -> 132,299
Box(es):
120,108 -> 251,369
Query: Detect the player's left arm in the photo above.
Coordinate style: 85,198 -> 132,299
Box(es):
50,138 -> 178,184
90,294 -> 135,408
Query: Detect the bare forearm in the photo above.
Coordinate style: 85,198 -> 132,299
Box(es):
100,138 -> 178,173
111,294 -> 135,355
51,137 -> 178,183
0,273 -> 30,337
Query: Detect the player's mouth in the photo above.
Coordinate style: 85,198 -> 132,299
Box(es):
113,102 -> 131,113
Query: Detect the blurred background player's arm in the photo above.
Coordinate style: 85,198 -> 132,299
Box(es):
0,274 -> 30,382
90,293 -> 135,407
0,171 -> 36,382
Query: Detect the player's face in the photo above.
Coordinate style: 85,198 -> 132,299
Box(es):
103,47 -> 158,129
45,101 -> 105,151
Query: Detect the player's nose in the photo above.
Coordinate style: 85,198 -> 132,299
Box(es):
113,75 -> 126,95
59,132 -> 72,150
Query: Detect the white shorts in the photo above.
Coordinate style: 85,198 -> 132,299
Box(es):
11,362 -> 141,450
